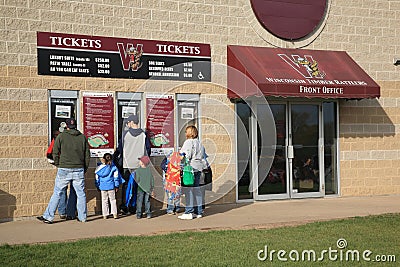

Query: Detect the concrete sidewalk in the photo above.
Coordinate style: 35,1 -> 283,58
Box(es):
1,195 -> 399,245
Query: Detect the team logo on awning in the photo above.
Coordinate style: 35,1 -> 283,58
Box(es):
278,54 -> 326,79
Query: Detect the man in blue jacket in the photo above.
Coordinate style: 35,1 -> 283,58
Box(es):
37,118 -> 90,224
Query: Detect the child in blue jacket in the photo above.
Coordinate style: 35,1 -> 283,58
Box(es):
95,153 -> 124,219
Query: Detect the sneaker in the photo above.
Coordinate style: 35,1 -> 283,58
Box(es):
113,214 -> 118,219
166,211 -> 174,215
178,213 -> 193,220
119,207 -> 128,215
136,214 -> 141,219
196,214 -> 203,219
147,214 -> 151,219
37,216 -> 53,224
59,214 -> 66,219
103,216 -> 108,219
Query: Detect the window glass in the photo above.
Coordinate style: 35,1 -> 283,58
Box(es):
177,95 -> 199,148
323,102 -> 338,195
236,101 -> 253,200
48,90 -> 78,143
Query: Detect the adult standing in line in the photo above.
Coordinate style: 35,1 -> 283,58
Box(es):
116,114 -> 151,214
46,122 -> 77,220
178,125 -> 207,220
37,118 -> 90,224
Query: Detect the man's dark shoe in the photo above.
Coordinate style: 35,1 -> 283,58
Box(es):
129,207 -> 136,214
119,205 -> 128,215
37,216 -> 53,224
59,214 -> 66,219
66,216 -> 76,220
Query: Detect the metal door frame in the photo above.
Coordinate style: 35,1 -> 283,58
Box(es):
253,100 -> 325,200
253,101 -> 290,200
288,102 -> 325,198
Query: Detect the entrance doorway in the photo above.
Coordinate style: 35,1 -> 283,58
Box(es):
236,100 -> 338,201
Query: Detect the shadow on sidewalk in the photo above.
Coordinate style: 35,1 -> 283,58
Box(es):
0,189 -> 16,223
203,202 -> 251,216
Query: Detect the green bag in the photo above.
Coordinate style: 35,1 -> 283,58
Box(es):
182,158 -> 195,186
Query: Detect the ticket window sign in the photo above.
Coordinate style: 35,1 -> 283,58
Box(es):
83,92 -> 115,158
48,90 -> 78,144
116,92 -> 143,144
177,94 -> 200,148
146,94 -> 175,156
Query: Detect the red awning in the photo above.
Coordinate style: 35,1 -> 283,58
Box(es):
227,45 -> 380,99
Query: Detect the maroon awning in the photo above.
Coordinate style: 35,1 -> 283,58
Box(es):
227,45 -> 380,99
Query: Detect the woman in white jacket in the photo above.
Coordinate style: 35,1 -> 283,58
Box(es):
178,126 -> 207,220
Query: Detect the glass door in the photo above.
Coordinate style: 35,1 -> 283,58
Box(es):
238,100 -> 334,201
290,103 -> 324,198
255,103 -> 289,200
253,102 -> 325,200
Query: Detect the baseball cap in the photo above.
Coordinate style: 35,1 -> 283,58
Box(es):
66,118 -> 77,129
138,155 -> 150,166
127,114 -> 139,124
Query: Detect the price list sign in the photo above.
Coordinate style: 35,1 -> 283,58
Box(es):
83,92 -> 115,158
37,32 -> 211,81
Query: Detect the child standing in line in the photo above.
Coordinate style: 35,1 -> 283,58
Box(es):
135,156 -> 154,219
95,153 -> 123,219
163,152 -> 182,215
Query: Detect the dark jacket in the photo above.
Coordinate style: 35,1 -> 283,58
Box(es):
53,129 -> 90,171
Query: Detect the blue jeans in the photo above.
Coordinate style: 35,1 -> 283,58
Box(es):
43,168 -> 87,222
166,197 -> 180,213
136,190 -> 151,217
163,170 -> 180,213
58,182 -> 77,217
184,171 -> 202,215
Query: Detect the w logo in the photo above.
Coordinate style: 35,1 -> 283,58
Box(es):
278,54 -> 325,79
117,43 -> 143,71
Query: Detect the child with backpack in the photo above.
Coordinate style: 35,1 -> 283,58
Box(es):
95,153 -> 124,219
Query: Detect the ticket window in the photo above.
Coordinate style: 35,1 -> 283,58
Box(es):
48,90 -> 79,143
176,94 -> 200,149
116,92 -> 143,144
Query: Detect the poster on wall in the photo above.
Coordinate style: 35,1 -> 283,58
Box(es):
181,107 -> 194,120
55,105 -> 71,118
37,32 -> 211,82
121,106 -> 136,118
146,94 -> 174,156
83,92 -> 115,157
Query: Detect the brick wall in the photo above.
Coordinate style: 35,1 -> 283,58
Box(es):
0,0 -> 400,219
339,81 -> 400,196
